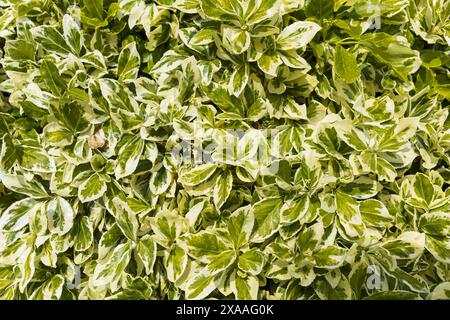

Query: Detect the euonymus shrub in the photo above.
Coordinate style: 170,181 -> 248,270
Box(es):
0,0 -> 449,300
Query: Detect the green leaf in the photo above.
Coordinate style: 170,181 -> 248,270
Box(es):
257,51 -> 283,76
150,50 -> 190,74
197,59 -> 222,85
276,21 -> 321,51
348,261 -> 368,300
33,26 -> 72,56
227,206 -> 254,248
190,28 -> 216,46
78,173 -> 107,203
377,119 -> 418,152
0,174 -> 48,198
112,199 -> 139,242
75,216 -> 94,252
375,157 -> 397,183
314,245 -> 347,269
149,167 -> 172,195
213,170 -> 233,209
296,221 -> 324,254
0,135 -> 22,170
360,199 -> 393,227
283,98 -> 308,120
4,38 -> 35,61
46,197 -> 75,236
201,83 -> 245,116
21,147 -> 56,173
419,212 -> 450,236
118,42 -> 140,82
314,277 -> 352,300
179,163 -> 219,186
40,59 -> 67,96
0,199 -> 38,233
252,197 -> 282,243
412,173 -> 434,206
62,14 -> 83,55
222,26 -> 251,55
334,45 -> 361,84
238,248 -> 265,275
115,136 -> 145,179
305,0 -> 334,20
150,211 -> 188,247
30,275 -> 65,300
136,235 -> 157,275
165,244 -> 188,282
247,98 -> 269,121
335,191 -> 365,241
280,195 -> 310,224
360,33 -> 422,79
429,282 -> 450,300
43,123 -> 73,147
185,271 -> 217,300
425,235 -> 450,264
244,0 -> 280,25
389,267 -> 428,293
231,273 -> 259,300
81,0 -> 107,27
93,241 -> 132,291
205,250 -> 236,275
279,49 -> 311,70
19,250 -> 36,293
381,232 -> 425,260
339,177 -> 379,200
53,102 -> 89,134
186,231 -> 232,263
98,224 -> 123,260
199,0 -> 242,22
229,63 -> 249,97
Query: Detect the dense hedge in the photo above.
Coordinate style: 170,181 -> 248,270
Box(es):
0,0 -> 449,300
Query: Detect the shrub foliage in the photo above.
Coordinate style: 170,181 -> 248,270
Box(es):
0,0 -> 449,300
